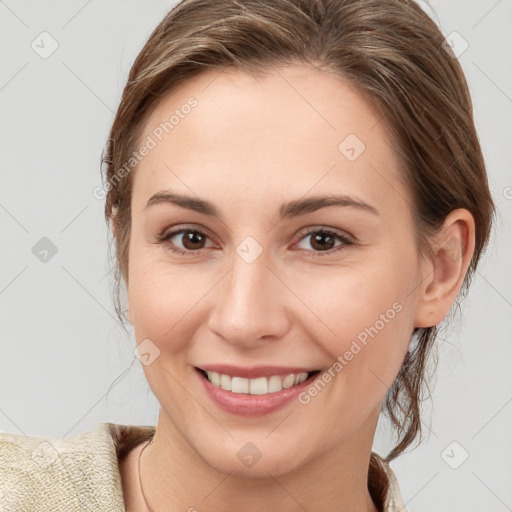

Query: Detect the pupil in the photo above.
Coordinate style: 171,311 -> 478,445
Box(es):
184,231 -> 204,249
311,232 -> 334,251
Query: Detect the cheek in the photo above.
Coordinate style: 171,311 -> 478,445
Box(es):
288,267 -> 416,433
127,248 -> 214,347
291,251 -> 418,381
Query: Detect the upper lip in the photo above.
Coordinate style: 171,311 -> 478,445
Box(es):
197,364 -> 320,379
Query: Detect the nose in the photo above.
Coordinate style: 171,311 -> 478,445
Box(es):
207,244 -> 291,349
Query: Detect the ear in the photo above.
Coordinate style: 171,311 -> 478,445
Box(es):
414,208 -> 476,328
109,206 -> 119,237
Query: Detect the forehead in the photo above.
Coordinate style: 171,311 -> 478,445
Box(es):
131,64 -> 408,215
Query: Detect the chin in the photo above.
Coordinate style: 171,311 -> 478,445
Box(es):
195,436 -> 308,478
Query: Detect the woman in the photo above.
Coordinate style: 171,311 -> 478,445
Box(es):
0,0 -> 495,510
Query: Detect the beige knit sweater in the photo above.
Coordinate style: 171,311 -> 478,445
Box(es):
0,423 -> 407,511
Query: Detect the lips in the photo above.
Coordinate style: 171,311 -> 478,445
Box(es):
195,366 -> 322,416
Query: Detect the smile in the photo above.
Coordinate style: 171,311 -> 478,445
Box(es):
202,370 -> 314,395
195,366 -> 323,416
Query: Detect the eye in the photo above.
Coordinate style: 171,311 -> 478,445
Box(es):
156,226 -> 354,257
158,228 -> 214,256
295,228 -> 353,256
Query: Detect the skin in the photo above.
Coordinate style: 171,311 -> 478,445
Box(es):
118,63 -> 475,511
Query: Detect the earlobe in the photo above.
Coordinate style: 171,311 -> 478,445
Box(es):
110,207 -> 119,237
414,209 -> 476,328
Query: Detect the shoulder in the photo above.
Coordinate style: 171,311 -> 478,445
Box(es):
369,452 -> 408,512
0,422 -> 155,511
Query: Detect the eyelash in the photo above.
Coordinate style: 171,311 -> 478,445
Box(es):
156,226 -> 354,257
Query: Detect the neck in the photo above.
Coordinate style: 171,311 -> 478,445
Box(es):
140,408 -> 381,512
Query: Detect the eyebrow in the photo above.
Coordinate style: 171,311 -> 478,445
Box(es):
144,191 -> 379,219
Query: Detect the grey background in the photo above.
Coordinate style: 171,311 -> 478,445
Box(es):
0,1 -> 510,511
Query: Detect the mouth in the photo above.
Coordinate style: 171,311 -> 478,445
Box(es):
194,366 -> 323,416
196,367 -> 322,395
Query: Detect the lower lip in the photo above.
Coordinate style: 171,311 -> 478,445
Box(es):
195,368 -> 320,417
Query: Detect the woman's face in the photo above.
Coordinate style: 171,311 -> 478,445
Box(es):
127,63 -> 427,476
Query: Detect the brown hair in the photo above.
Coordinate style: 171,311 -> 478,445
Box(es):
101,0 -> 494,463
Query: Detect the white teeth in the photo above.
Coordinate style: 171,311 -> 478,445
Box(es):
231,377 -> 249,394
249,377 -> 268,395
282,374 -> 295,389
209,371 -> 220,387
220,374 -> 231,391
268,375 -> 283,393
204,370 -> 309,395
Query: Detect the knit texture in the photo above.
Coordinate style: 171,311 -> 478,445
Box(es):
0,423 -> 407,511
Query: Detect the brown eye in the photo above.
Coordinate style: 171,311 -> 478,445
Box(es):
159,228 -> 213,255
180,230 -> 207,250
295,228 -> 353,256
309,232 -> 337,251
